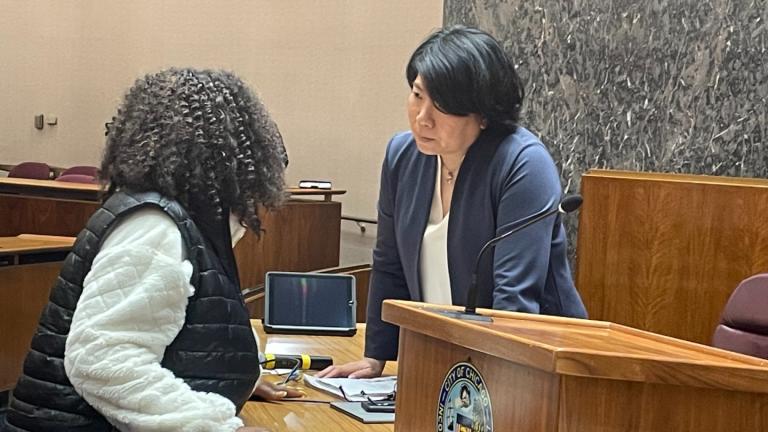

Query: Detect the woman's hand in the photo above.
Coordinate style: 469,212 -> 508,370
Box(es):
251,380 -> 304,400
239,379 -> 309,431
315,357 -> 386,379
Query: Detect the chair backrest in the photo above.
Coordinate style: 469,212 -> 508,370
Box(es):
8,162 -> 51,180
712,273 -> 768,359
60,165 -> 99,177
55,173 -> 97,184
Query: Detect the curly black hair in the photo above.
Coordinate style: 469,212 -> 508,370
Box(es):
101,68 -> 287,234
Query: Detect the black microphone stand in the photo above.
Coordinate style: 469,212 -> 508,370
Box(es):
435,194 -> 583,323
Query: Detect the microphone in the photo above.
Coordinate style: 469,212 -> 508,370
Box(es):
438,194 -> 583,322
259,353 -> 333,370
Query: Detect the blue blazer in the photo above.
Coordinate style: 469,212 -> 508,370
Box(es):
365,127 -> 587,360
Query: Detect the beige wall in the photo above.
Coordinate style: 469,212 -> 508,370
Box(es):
0,0 -> 443,219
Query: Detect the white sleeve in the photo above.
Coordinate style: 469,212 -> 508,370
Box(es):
64,207 -> 245,432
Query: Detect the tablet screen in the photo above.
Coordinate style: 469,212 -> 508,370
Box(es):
265,272 -> 356,331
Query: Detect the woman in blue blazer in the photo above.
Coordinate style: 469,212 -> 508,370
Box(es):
319,26 -> 587,379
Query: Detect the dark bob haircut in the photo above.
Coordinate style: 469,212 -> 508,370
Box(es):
101,68 -> 287,234
406,25 -> 525,133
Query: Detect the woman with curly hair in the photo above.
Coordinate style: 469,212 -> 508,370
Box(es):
3,68 -> 298,432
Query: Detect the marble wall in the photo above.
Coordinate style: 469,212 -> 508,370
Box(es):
445,0 -> 767,259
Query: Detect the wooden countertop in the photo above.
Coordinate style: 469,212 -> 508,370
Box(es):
383,300 -> 768,394
241,322 -> 396,431
585,169 -> 768,188
0,234 -> 75,254
0,177 -> 346,202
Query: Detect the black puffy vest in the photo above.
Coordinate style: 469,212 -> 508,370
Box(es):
3,191 -> 260,432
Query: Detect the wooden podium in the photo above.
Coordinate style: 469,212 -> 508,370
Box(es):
383,300 -> 768,431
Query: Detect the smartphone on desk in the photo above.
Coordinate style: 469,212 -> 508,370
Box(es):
361,400 -> 395,413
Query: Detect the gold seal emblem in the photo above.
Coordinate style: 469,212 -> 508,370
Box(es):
436,362 -> 493,431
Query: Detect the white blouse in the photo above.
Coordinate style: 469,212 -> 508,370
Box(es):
64,208 -> 251,432
419,156 -> 453,305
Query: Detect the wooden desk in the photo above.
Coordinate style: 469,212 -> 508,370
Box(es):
0,178 -> 101,237
0,178 -> 346,289
0,234 -> 75,391
0,177 -> 99,201
242,322 -> 396,431
0,234 -> 74,255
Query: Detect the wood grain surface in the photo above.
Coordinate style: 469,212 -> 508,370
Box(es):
1,263 -> 62,390
384,300 -> 768,431
234,199 -> 342,289
0,178 -> 345,289
0,234 -> 74,253
241,322 -> 397,431
576,170 -> 768,345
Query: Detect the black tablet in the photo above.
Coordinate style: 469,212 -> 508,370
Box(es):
263,271 -> 357,336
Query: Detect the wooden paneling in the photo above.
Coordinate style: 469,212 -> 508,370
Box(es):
383,300 -> 768,432
351,269 -> 370,323
0,235 -> 75,391
0,262 -> 64,390
559,376 -> 768,432
576,169 -> 768,345
241,322 -> 397,431
0,195 -> 99,237
235,199 -> 342,289
244,291 -> 265,319
0,179 -> 345,291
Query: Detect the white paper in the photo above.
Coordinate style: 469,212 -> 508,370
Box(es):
304,375 -> 397,402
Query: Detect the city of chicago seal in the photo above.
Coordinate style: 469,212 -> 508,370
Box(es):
435,362 -> 493,432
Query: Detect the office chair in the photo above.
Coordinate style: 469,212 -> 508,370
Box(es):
8,162 -> 51,180
712,273 -> 768,359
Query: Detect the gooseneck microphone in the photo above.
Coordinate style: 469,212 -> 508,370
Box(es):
437,194 -> 583,322
259,353 -> 333,370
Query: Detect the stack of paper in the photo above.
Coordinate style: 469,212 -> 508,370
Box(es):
303,375 -> 397,402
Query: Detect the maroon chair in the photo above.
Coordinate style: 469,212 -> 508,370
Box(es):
60,165 -> 99,177
8,162 -> 51,180
55,173 -> 97,184
712,273 -> 768,359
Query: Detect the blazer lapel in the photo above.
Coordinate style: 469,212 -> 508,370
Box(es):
398,149 -> 436,303
447,128 -> 506,305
